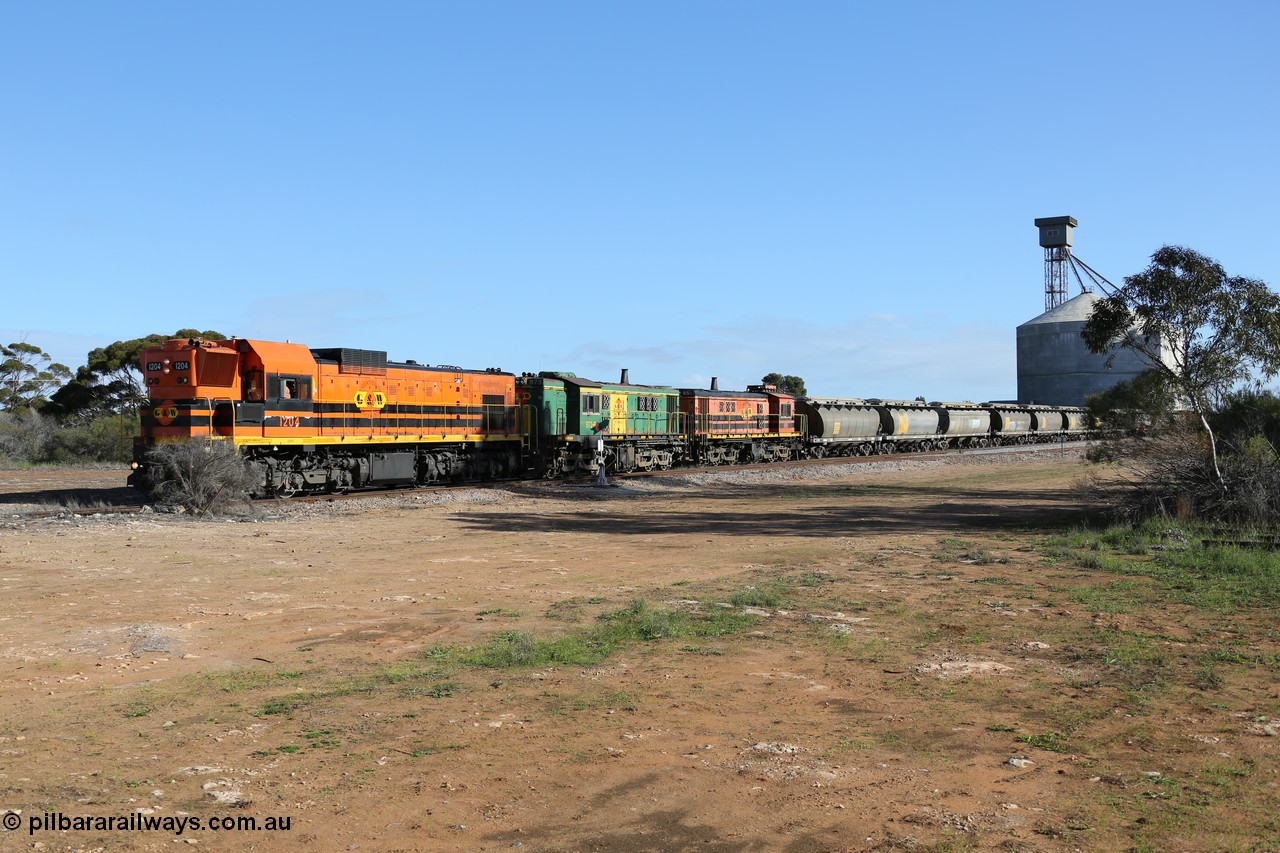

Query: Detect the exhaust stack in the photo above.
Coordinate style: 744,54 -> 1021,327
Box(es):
620,368 -> 630,384
711,377 -> 719,391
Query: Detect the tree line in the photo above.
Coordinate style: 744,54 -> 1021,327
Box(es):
0,329 -> 222,464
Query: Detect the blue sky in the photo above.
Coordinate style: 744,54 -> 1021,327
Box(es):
4,2 -> 1277,403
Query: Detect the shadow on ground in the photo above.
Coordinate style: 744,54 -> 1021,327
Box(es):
0,485 -> 143,509
460,482 -> 1090,537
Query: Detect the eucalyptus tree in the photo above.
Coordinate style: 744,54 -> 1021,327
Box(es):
1081,245 -> 1280,485
0,342 -> 71,411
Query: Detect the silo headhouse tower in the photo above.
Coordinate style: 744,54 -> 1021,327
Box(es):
1017,216 -> 1165,407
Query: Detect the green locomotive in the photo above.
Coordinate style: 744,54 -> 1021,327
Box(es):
517,370 -> 684,477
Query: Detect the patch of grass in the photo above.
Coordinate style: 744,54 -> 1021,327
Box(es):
1045,521 -> 1280,611
204,667 -> 311,693
123,701 -> 150,718
408,742 -> 468,758
1017,731 -> 1070,753
379,662 -> 422,684
423,681 -> 460,698
1190,665 -> 1223,691
729,587 -> 784,608
792,571 -> 837,587
476,608 -> 521,618
1070,579 -> 1150,613
823,736 -> 875,757
430,597 -> 761,672
933,537 -> 1008,565
565,691 -> 636,713
1080,630 -> 1170,694
258,695 -> 315,716
303,729 -> 341,748
847,637 -> 894,663
545,600 -> 583,621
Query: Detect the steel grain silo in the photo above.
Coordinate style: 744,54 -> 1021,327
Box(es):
1016,292 -> 1158,406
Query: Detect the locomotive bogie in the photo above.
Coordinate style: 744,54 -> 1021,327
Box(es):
237,442 -> 523,497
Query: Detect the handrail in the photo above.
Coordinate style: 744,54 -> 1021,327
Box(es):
518,404 -> 536,451
689,412 -> 801,435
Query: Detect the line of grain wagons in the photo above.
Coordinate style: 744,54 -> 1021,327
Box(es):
797,397 -> 1092,458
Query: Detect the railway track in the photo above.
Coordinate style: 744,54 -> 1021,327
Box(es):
12,440 -> 1089,519
260,440 -> 1090,504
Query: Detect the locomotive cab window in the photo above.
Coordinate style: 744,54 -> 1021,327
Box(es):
245,369 -> 265,402
582,394 -> 601,414
272,376 -> 311,401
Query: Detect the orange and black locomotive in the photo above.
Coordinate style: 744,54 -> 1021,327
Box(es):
131,337 -> 521,496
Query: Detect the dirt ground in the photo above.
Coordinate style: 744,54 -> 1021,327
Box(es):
0,453 -> 1277,852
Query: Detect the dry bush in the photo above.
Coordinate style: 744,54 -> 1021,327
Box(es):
144,439 -> 255,516
0,409 -> 56,462
1088,420 -> 1280,525
1215,435 -> 1280,525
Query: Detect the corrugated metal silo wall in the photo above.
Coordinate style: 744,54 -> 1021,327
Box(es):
1016,320 -> 1153,407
